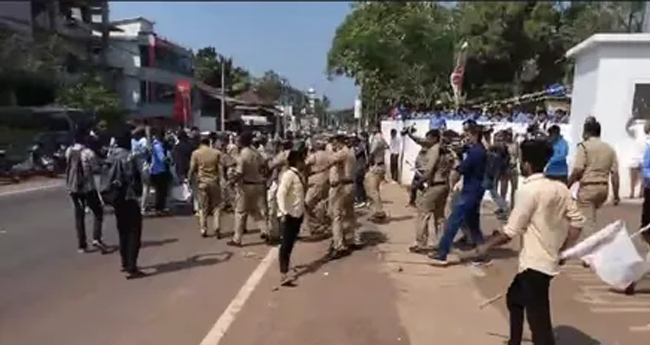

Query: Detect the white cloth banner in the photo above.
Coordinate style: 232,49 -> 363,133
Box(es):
561,220 -> 650,290
170,182 -> 192,203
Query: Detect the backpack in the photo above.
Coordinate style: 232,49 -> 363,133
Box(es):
99,156 -> 125,206
65,149 -> 86,194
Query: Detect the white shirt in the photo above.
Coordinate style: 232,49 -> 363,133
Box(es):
276,167 -> 305,218
503,174 -> 585,276
389,136 -> 401,154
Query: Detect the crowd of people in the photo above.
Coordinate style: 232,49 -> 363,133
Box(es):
62,113 -> 650,345
389,115 -> 650,344
63,123 -> 395,284
386,107 -> 570,125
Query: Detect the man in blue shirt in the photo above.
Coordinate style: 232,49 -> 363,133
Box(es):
545,125 -> 569,184
627,122 -> 650,295
429,113 -> 447,130
150,130 -> 170,214
430,123 -> 488,266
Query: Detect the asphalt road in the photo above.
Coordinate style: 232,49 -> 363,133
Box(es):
0,186 -> 273,345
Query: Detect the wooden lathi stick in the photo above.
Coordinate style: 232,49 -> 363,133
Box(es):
479,292 -> 505,309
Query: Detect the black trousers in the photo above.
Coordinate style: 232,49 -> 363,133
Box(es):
70,191 -> 104,249
355,172 -> 367,203
390,154 -> 399,181
506,269 -> 555,345
641,187 -> 650,245
150,172 -> 169,211
114,199 -> 142,272
279,215 -> 303,274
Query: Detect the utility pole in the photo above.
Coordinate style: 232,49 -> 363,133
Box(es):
219,57 -> 226,132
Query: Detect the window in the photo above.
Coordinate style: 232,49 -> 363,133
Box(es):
140,81 -> 148,103
139,45 -> 150,67
631,83 -> 650,119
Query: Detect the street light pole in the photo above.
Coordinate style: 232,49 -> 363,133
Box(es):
219,57 -> 226,132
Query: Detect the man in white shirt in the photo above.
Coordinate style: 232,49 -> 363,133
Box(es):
473,138 -> 585,345
389,129 -> 401,182
276,149 -> 307,286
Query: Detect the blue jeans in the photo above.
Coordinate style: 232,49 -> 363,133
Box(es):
436,189 -> 486,260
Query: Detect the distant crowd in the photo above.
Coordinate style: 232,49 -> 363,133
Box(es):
384,108 -> 570,125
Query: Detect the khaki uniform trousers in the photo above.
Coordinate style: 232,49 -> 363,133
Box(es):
415,184 -> 449,248
576,183 -> 608,240
233,183 -> 269,243
364,166 -> 386,218
304,181 -> 329,234
330,183 -> 358,250
197,181 -> 222,235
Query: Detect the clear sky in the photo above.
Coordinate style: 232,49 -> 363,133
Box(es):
109,1 -> 358,110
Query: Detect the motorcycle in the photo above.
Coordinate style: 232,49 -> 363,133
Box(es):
0,149 -> 20,183
11,145 -> 57,178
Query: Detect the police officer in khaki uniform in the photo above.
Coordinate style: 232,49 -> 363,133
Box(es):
304,140 -> 331,236
409,130 -> 451,253
568,120 -> 620,248
365,130 -> 389,221
328,135 -> 360,257
228,132 -> 272,247
188,136 -> 224,238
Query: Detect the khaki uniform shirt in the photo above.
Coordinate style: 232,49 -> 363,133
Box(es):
414,148 -> 429,171
507,142 -> 519,170
189,145 -> 223,185
573,137 -> 618,184
423,143 -> 451,184
503,174 -> 585,276
306,150 -> 330,185
369,136 -> 388,165
236,147 -> 265,184
329,146 -> 355,184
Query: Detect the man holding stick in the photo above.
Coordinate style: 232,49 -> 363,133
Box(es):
470,138 -> 585,345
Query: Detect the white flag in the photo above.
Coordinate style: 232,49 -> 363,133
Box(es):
561,220 -> 650,290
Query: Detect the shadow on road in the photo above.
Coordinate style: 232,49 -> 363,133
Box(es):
387,215 -> 413,222
141,238 -> 178,248
360,230 -> 388,247
292,252 -> 331,280
554,325 -> 601,345
486,247 -> 518,260
144,251 -> 233,276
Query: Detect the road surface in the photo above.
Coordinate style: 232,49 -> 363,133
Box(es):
1,182 -> 649,345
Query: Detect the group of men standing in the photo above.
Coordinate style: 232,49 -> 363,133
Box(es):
186,129 -> 393,259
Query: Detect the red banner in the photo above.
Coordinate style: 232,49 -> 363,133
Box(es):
174,80 -> 191,124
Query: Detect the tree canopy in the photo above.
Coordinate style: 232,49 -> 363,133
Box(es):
327,1 -> 647,123
194,46 -> 331,119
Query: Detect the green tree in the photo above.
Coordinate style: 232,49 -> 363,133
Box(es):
56,73 -> 120,111
194,46 -> 252,95
327,2 -> 455,123
327,1 -> 646,115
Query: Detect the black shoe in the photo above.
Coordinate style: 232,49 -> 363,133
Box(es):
126,269 -> 147,280
260,233 -> 269,240
328,248 -> 349,260
226,240 -> 242,247
92,240 -> 110,254
215,232 -> 222,240
624,283 -> 636,295
265,237 -> 281,246
408,245 -> 429,255
201,232 -> 208,238
349,242 -> 364,251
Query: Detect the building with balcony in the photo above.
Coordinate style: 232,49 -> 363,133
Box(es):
103,17 -> 201,122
